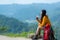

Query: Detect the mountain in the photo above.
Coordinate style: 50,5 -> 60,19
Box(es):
0,2 -> 60,28
0,15 -> 37,34
0,2 -> 60,21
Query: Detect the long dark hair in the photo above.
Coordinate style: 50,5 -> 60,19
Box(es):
40,10 -> 46,23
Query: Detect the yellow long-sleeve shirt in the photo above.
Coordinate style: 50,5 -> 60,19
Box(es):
37,15 -> 51,28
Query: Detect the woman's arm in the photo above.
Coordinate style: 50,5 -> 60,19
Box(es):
39,16 -> 46,28
36,17 -> 41,23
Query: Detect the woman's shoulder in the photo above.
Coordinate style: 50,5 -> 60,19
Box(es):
43,15 -> 48,20
43,15 -> 47,18
44,15 -> 48,18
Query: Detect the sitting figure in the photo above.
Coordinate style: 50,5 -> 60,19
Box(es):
32,10 -> 56,40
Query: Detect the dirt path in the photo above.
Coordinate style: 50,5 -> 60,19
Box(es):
0,35 -> 42,40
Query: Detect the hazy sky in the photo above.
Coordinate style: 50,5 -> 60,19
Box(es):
0,0 -> 60,4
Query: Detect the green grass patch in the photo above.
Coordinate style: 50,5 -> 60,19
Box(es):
3,31 -> 34,37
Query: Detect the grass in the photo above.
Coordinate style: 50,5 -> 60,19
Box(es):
1,30 -> 43,37
3,31 -> 34,37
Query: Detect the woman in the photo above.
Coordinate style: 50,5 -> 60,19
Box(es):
33,10 -> 55,40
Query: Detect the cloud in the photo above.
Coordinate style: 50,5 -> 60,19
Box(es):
0,0 -> 13,4
0,0 -> 60,4
14,0 -> 60,4
25,20 -> 37,23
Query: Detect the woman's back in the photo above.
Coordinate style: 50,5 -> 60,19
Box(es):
38,15 -> 51,27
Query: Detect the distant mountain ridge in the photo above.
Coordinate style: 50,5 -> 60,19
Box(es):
0,15 -> 37,33
0,2 -> 60,21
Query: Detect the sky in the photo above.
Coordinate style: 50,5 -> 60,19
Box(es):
0,0 -> 60,4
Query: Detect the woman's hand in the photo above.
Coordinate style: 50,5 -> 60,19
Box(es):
38,25 -> 43,29
36,16 -> 39,20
